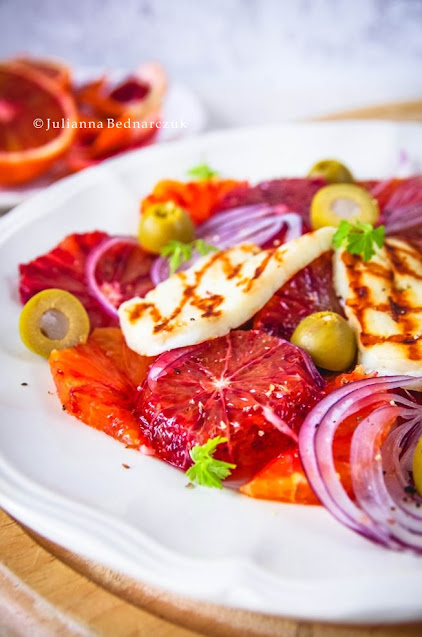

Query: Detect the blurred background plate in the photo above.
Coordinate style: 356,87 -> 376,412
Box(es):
0,74 -> 205,212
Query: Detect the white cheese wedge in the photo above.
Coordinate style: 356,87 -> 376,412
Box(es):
119,227 -> 335,356
334,237 -> 422,376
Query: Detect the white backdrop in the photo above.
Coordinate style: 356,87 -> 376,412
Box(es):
0,0 -> 421,126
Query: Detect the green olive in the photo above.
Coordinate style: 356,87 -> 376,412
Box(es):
138,201 -> 194,254
291,311 -> 357,371
19,289 -> 90,358
310,183 -> 380,230
413,436 -> 422,496
308,159 -> 354,184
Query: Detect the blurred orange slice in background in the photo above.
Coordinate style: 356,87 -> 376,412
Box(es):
11,56 -> 72,90
0,57 -> 167,186
68,62 -> 167,171
0,61 -> 77,185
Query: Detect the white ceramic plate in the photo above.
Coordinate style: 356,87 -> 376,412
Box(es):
1,122 -> 422,624
0,80 -> 206,211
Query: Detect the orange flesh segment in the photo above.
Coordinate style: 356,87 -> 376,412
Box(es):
49,327 -> 152,448
240,448 -> 320,505
89,327 -> 155,388
141,179 -> 248,224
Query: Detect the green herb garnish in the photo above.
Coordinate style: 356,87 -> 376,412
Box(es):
186,436 -> 236,489
194,238 -> 218,256
332,220 -> 385,261
160,239 -> 218,275
187,163 -> 219,180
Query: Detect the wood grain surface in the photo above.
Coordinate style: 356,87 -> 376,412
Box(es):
2,99 -> 422,636
2,509 -> 422,637
313,99 -> 422,122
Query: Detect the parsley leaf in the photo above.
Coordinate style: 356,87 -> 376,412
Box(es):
194,238 -> 219,257
332,220 -> 385,262
186,436 -> 236,488
160,240 -> 192,275
187,163 -> 219,180
160,239 -> 218,275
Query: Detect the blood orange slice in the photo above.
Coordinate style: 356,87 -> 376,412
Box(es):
89,327 -> 155,388
135,330 -> 324,483
253,252 -> 344,341
50,327 -> 151,448
11,56 -> 72,90
141,178 -> 247,224
19,232 -> 113,329
240,448 -> 320,504
67,62 -> 167,171
0,62 -> 77,185
216,178 -> 326,226
19,232 -> 155,329
240,448 -> 352,505
76,62 -> 165,119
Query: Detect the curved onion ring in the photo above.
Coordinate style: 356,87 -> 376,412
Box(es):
85,235 -> 141,320
197,204 -> 303,247
299,375 -> 422,552
147,344 -> 195,390
150,204 -> 303,285
383,202 -> 422,236
150,255 -> 171,287
370,178 -> 422,237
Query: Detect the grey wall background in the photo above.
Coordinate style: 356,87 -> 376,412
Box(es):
0,0 -> 421,126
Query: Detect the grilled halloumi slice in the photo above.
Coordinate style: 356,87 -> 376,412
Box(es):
334,237 -> 422,376
119,227 -> 335,356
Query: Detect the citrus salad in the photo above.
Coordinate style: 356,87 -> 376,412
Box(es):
17,160 -> 422,553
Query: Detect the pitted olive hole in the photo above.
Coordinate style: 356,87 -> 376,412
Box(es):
330,197 -> 360,219
40,309 -> 69,340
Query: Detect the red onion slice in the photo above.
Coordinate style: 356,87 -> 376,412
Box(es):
198,202 -> 277,228
197,205 -> 302,248
382,416 -> 422,522
150,255 -> 170,286
370,177 -> 422,238
85,235 -> 141,320
299,375 -> 422,551
351,406 -> 422,549
383,203 -> 422,235
197,203 -> 287,234
150,204 -> 304,285
147,344 -> 195,390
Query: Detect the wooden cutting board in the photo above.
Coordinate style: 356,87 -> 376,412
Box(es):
2,100 -> 422,637
1,509 -> 422,637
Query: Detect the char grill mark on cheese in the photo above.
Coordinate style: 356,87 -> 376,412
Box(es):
128,302 -> 161,323
128,244 -> 261,333
385,241 -> 422,281
241,250 -> 275,292
119,228 -> 335,356
335,238 -> 422,373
